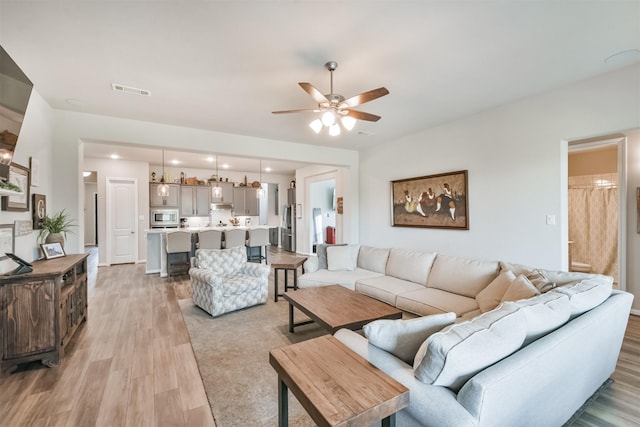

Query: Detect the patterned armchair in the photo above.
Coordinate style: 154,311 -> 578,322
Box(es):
189,246 -> 270,317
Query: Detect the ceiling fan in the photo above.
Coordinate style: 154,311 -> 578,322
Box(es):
272,61 -> 389,136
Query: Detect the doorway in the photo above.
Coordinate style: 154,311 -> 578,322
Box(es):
83,171 -> 98,246
106,177 -> 138,265
567,135 -> 626,288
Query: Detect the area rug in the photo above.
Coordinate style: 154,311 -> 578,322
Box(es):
178,281 -> 326,427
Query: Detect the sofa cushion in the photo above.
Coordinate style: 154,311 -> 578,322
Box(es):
502,292 -> 571,345
363,313 -> 456,364
500,274 -> 540,302
538,269 -> 607,286
299,268 -> 383,291
355,276 -> 425,306
327,244 -> 360,271
316,243 -> 347,270
396,287 -> 479,317
475,270 -> 517,313
499,260 -> 535,276
427,254 -> 499,298
357,245 -> 390,274
385,248 -> 437,285
525,270 -> 556,293
550,277 -> 613,318
413,304 -> 526,392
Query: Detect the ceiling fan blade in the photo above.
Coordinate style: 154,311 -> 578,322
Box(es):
299,82 -> 330,105
345,109 -> 382,122
272,108 -> 321,114
340,87 -> 389,108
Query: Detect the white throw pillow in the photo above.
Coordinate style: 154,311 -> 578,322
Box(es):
500,274 -> 540,303
413,304 -> 526,392
502,292 -> 571,345
550,277 -> 613,318
475,270 -> 516,313
363,313 -> 456,364
327,244 -> 360,271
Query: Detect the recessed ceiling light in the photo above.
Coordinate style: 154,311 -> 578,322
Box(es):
110,154 -> 119,159
265,167 -> 272,172
222,164 -> 230,169
111,83 -> 151,96
604,49 -> 640,65
206,156 -> 214,162
83,171 -> 91,177
171,159 -> 180,165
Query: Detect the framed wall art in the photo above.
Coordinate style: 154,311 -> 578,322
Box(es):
391,170 -> 469,230
0,223 -> 15,260
1,163 -> 30,212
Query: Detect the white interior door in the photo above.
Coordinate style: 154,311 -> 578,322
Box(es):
107,178 -> 137,265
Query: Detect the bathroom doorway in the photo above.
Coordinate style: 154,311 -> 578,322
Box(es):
567,135 -> 625,287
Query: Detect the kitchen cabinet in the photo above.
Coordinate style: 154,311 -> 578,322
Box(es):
211,182 -> 234,203
233,187 -> 259,216
0,254 -> 88,373
180,185 -> 211,217
149,183 -> 180,207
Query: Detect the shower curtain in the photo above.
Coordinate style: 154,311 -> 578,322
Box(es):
568,187 -> 618,282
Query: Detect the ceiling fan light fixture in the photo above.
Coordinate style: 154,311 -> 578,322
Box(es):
329,123 -> 341,136
321,111 -> 336,126
309,119 -> 323,134
341,116 -> 356,131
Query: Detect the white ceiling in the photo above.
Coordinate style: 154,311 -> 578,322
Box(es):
1,1 -> 639,168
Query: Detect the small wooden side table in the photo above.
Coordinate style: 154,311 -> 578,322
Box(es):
269,335 -> 409,427
271,257 -> 307,302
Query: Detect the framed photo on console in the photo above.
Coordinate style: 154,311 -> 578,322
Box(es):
391,170 -> 469,230
41,242 -> 66,259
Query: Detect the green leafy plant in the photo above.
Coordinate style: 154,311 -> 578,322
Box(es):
38,209 -> 76,242
0,180 -> 22,192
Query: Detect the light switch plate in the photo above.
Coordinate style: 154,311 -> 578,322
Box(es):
546,214 -> 556,225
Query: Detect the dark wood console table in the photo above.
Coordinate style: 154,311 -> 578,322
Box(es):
0,254 -> 89,374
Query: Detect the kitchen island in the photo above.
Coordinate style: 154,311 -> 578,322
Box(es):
146,226 -> 271,277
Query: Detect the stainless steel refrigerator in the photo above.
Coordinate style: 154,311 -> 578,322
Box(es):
281,188 -> 296,252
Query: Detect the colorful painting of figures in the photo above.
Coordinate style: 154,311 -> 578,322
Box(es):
391,170 -> 469,229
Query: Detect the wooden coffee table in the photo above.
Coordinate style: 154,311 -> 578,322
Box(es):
269,335 -> 409,427
282,285 -> 403,334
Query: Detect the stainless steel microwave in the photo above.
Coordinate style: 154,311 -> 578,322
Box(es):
150,208 -> 179,228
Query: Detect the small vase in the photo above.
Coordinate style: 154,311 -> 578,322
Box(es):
46,232 -> 65,249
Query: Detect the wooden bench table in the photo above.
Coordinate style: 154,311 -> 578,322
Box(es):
269,335 -> 409,427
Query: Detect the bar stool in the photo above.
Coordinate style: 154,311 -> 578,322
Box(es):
246,228 -> 269,264
198,230 -> 223,249
224,228 -> 247,248
166,231 -> 192,277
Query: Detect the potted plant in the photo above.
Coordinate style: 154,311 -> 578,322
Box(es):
38,209 -> 76,248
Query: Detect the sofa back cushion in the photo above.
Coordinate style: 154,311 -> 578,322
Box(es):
363,312 -> 456,364
500,274 -> 541,303
357,245 -> 390,274
502,292 -> 571,345
413,304 -> 526,392
385,248 -> 437,285
550,277 -> 613,318
195,246 -> 247,274
326,244 -> 360,271
427,254 -> 500,298
316,243 -> 348,270
475,270 -> 516,313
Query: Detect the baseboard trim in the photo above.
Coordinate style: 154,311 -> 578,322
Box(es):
630,309 -> 640,317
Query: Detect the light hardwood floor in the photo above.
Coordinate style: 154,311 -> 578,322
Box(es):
1,247 -> 638,426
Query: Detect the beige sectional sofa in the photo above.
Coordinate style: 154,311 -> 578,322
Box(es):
299,244 -> 634,426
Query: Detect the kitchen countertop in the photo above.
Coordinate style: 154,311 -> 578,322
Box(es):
145,225 -> 271,234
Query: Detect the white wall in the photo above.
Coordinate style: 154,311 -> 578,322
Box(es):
625,129 -> 640,314
360,63 -> 640,311
0,90 -> 54,272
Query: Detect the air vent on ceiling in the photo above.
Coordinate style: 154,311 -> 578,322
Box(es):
111,83 -> 150,96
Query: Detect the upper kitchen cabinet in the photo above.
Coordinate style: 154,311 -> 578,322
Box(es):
233,187 -> 259,216
211,182 -> 234,204
149,183 -> 180,207
180,185 -> 211,217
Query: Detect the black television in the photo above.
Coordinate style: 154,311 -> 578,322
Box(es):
0,45 -> 33,182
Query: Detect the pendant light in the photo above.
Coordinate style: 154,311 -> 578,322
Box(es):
212,155 -> 222,198
157,150 -> 170,198
256,159 -> 265,199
